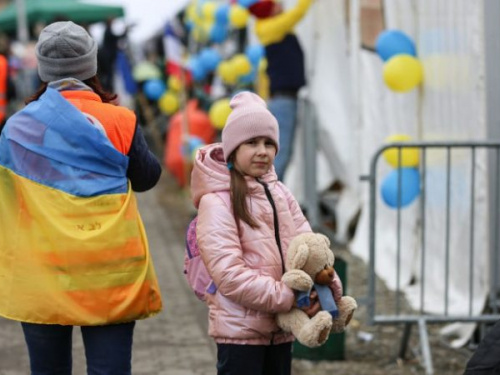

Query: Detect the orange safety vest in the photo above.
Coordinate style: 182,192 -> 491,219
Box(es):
0,89 -> 162,326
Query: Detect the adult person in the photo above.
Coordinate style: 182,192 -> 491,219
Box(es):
464,320 -> 500,374
98,17 -> 132,92
250,0 -> 314,181
0,21 -> 162,375
0,33 -> 16,134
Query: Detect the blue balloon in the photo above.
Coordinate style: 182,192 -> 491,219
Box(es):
199,48 -> 222,72
210,24 -> 228,43
239,70 -> 256,84
143,79 -> 166,101
188,136 -> 205,154
188,57 -> 207,81
180,136 -> 205,156
375,30 -> 416,61
215,4 -> 230,24
381,167 -> 420,208
245,44 -> 265,65
238,0 -> 258,8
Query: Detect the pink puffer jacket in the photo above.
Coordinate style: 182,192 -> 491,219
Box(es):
191,143 -> 312,345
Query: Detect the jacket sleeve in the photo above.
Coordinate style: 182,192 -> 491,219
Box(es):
197,194 -> 295,313
126,124 -> 162,192
255,0 -> 313,46
278,182 -> 311,234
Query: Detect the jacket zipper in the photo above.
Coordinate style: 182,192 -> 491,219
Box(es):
259,180 -> 286,345
258,180 -> 285,275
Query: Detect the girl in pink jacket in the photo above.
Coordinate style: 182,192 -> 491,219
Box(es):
190,91 -> 341,375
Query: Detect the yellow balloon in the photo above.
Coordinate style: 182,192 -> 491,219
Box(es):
186,3 -> 197,22
229,5 -> 249,29
258,58 -> 268,72
383,134 -> 420,168
168,75 -> 182,92
217,61 -> 238,85
202,2 -> 217,20
231,54 -> 252,76
209,98 -> 232,130
383,55 -> 423,92
191,26 -> 208,43
158,91 -> 179,115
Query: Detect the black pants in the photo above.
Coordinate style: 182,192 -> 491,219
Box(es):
21,321 -> 135,375
216,342 -> 292,375
465,320 -> 500,374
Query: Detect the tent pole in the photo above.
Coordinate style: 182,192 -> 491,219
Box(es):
15,0 -> 29,43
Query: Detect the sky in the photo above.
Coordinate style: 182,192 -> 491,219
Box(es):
85,0 -> 190,43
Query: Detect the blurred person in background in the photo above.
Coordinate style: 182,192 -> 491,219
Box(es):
250,0 -> 314,181
0,33 -> 16,134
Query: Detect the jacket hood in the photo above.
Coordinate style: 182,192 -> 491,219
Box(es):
190,143 -> 278,208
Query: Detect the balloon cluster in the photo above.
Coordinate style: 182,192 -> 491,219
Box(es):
184,0 -> 258,44
141,75 -> 183,116
216,44 -> 265,86
187,46 -> 222,82
375,30 -> 423,92
182,0 -> 266,88
380,134 -> 421,209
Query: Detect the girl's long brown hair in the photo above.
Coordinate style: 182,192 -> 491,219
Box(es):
230,166 -> 259,229
25,76 -> 118,105
228,155 -> 260,229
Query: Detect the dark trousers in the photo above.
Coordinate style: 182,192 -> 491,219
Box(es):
21,321 -> 135,375
464,320 -> 500,374
216,342 -> 292,375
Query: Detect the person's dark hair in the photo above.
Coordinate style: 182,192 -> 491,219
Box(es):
228,153 -> 260,229
25,75 -> 117,104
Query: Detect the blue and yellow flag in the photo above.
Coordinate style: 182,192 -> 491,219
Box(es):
0,88 -> 162,325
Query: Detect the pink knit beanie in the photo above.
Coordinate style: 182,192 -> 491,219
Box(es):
222,91 -> 279,161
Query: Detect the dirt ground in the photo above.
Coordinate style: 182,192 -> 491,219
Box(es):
291,244 -> 475,375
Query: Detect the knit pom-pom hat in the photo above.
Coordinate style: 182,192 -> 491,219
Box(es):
221,91 -> 279,161
35,21 -> 98,82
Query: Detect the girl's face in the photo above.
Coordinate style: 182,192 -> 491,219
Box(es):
234,137 -> 277,177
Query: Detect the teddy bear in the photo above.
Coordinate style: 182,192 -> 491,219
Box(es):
276,232 -> 357,348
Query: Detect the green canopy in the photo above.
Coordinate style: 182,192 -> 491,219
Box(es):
0,0 -> 125,34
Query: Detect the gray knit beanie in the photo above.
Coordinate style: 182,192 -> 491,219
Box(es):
222,91 -> 279,161
35,21 -> 98,82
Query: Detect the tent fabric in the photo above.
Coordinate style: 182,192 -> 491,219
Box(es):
0,0 -> 124,33
285,0 -> 488,345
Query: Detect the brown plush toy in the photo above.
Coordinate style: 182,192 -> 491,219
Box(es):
276,233 -> 357,348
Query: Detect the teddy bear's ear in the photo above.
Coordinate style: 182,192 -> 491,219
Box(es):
318,233 -> 331,248
289,243 -> 310,269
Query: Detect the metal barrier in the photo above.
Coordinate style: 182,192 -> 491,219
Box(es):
361,141 -> 500,374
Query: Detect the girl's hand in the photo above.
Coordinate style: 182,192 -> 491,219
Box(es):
298,290 -> 321,317
330,271 -> 343,302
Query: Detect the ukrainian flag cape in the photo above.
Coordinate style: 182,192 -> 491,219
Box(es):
0,88 -> 162,325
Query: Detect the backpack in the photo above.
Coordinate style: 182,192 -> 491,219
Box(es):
184,192 -> 230,301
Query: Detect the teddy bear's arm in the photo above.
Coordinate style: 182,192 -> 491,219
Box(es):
282,269 -> 314,291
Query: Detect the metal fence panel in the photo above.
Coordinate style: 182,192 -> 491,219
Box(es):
364,141 -> 500,375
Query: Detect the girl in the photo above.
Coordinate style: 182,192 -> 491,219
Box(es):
190,91 -> 342,375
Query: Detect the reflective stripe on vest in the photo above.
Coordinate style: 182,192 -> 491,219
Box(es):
0,88 -> 162,325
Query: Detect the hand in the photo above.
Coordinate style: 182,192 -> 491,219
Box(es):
298,290 -> 321,318
330,271 -> 343,302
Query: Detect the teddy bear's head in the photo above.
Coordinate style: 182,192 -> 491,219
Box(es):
286,233 -> 335,285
